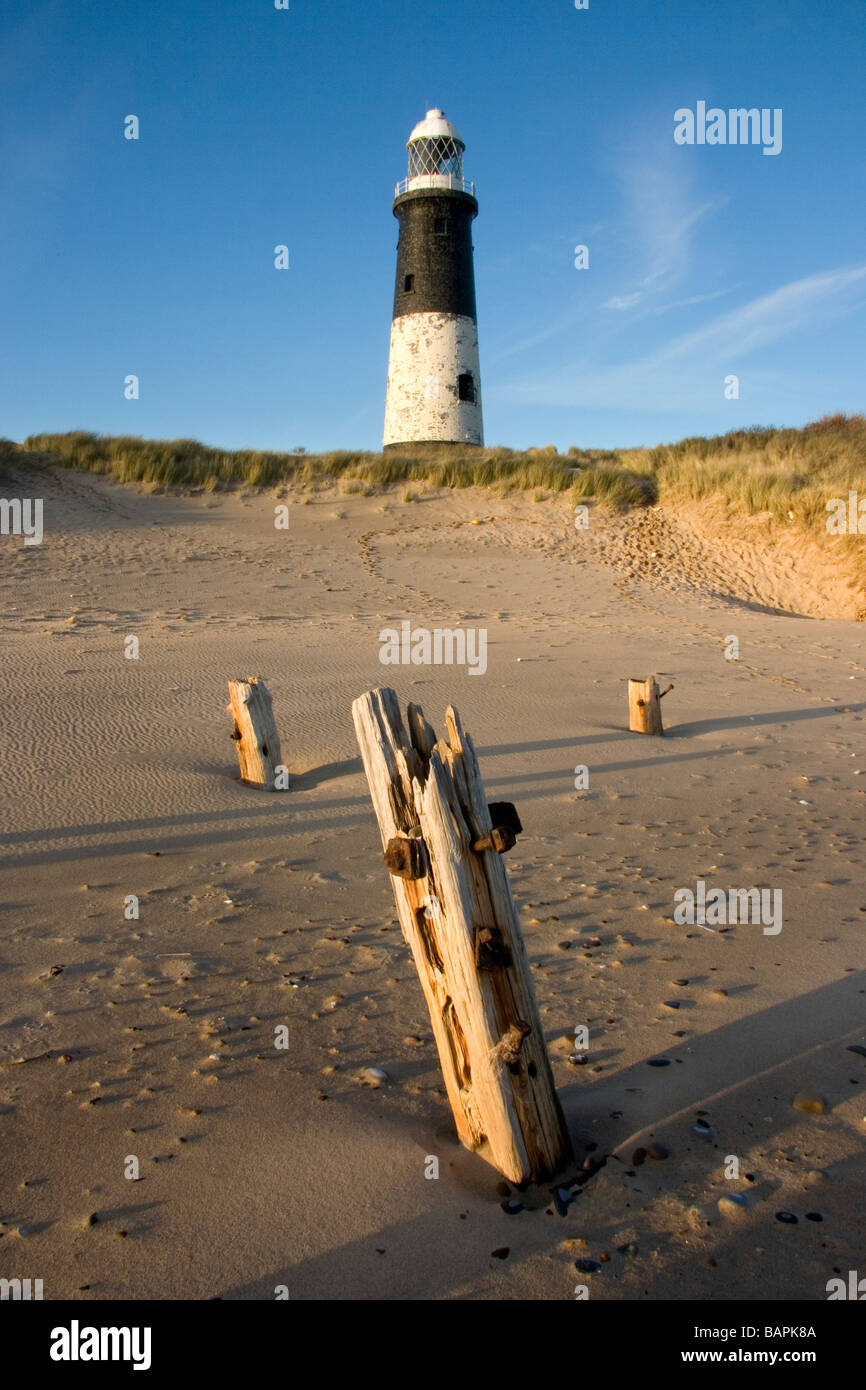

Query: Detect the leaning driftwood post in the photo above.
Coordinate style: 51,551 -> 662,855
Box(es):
227,677 -> 282,788
628,675 -> 673,735
353,687 -> 572,1184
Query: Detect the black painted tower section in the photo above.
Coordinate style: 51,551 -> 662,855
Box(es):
392,189 -> 478,320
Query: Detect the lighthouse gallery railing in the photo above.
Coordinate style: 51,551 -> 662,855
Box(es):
394,175 -> 476,197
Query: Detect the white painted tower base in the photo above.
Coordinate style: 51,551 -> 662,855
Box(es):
383,311 -> 483,448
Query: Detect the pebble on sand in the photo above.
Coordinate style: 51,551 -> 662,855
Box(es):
718,1194 -> 749,1215
360,1066 -> 389,1087
792,1090 -> 826,1114
691,1120 -> 714,1142
804,1169 -> 830,1186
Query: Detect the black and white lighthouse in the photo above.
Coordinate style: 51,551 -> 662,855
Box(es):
383,109 -> 483,450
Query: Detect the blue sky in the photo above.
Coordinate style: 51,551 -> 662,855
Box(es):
1,0 -> 864,452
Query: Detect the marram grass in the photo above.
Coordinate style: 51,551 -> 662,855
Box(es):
10,415 -> 866,534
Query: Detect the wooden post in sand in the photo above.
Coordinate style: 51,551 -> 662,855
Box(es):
353,687 -> 572,1184
628,676 -> 673,735
227,677 -> 282,788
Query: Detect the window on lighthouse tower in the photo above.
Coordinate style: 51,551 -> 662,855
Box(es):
458,373 -> 476,403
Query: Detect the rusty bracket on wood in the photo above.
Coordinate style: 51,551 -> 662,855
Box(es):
475,924 -> 512,971
490,1020 -> 531,1066
659,683 -> 674,698
383,835 -> 427,880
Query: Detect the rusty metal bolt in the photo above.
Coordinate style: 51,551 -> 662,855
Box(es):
383,836 -> 427,880
472,825 -> 517,855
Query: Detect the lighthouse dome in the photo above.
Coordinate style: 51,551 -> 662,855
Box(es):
403,108 -> 471,194
407,109 -> 465,149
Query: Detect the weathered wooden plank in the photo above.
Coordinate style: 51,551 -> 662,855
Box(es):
352,687 -> 572,1183
628,675 -> 673,735
227,677 -> 283,788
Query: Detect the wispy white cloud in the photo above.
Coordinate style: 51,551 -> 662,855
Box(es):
488,306 -> 584,363
495,265 -> 866,410
653,266 -> 866,364
604,292 -> 643,311
648,288 -> 732,316
602,154 -> 724,311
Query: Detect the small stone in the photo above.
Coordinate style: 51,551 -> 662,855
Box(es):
805,1211 -> 824,1222
557,940 -> 573,951
87,1213 -> 99,1227
553,1187 -> 572,1216
672,979 -> 689,987
718,1193 -> 748,1215
804,1169 -> 829,1186
793,1091 -> 825,1114
647,1058 -> 671,1067
569,1054 -> 588,1066
57,1054 -> 73,1063
502,1199 -> 524,1215
491,1247 -> 510,1259
631,1147 -> 647,1166
575,1258 -> 601,1273
690,1121 -> 714,1142
712,988 -> 728,998
846,1045 -> 866,1058
360,1066 -> 389,1087
617,1242 -> 639,1257
663,1001 -> 681,1010
776,1211 -> 798,1224
648,1143 -> 669,1160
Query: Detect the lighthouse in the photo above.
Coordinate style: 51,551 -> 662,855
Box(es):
383,109 -> 483,450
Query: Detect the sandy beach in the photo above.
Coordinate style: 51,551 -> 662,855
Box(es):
1,461 -> 864,1301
